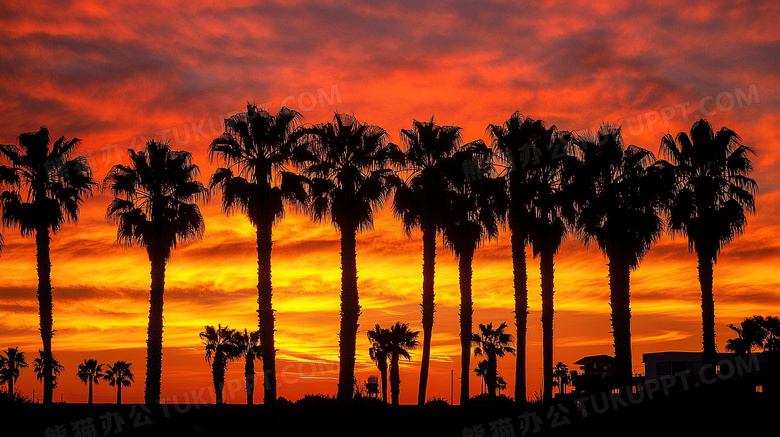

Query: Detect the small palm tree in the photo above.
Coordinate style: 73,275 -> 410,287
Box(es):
472,323 -> 515,398
0,348 -> 28,401
387,322 -> 420,405
104,361 -> 134,405
77,359 -> 104,405
1,127 -> 97,404
299,113 -> 401,400
474,360 -> 489,394
200,325 -> 242,404
105,140 -> 207,405
552,362 -> 570,395
661,119 -> 757,370
33,350 -> 64,389
367,324 -> 393,403
234,329 -> 262,405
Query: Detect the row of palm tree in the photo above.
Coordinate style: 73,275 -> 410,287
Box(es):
199,325 -> 262,405
0,109 -> 756,406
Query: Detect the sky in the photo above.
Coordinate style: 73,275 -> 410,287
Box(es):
1,0 -> 779,405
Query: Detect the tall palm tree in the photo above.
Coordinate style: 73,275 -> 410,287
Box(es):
0,348 -> 28,401
299,113 -> 401,400
443,142 -> 508,406
367,324 -> 392,403
33,350 -> 64,389
77,359 -> 104,405
209,105 -> 309,409
472,322 -> 515,397
234,328 -> 262,405
488,113 -> 540,403
200,324 -> 242,404
572,125 -> 673,385
392,118 -> 462,405
0,127 -> 96,404
105,140 -> 207,405
104,361 -> 134,405
660,119 -> 757,370
387,322 -> 420,406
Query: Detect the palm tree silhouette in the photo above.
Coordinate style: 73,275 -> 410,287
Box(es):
0,161 -> 20,255
33,350 -> 64,390
209,105 -> 309,409
104,361 -> 134,405
200,324 -> 242,404
367,324 -> 392,403
234,328 -> 262,405
299,113 -> 401,400
552,361 -> 570,395
0,348 -> 28,401
661,119 -> 757,370
105,140 -> 207,405
77,359 -> 104,405
726,317 -> 764,356
472,322 -> 515,397
474,359 -> 488,394
391,118 -> 462,405
488,112 -> 538,404
443,142 -> 507,406
572,125 -> 673,385
0,127 -> 96,404
387,322 -> 420,405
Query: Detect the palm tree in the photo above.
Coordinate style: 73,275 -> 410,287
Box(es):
105,140 -> 207,405
367,324 -> 392,403
726,318 -> 764,356
392,118 -> 462,406
299,113 -> 401,400
474,360 -> 488,394
0,127 -> 96,404
104,361 -> 134,405
77,359 -> 104,405
209,105 -> 309,409
0,348 -> 28,401
200,324 -> 242,404
552,362 -> 570,395
0,162 -> 20,255
33,350 -> 64,389
488,112 -> 540,403
661,119 -> 757,370
387,322 -> 420,405
472,322 -> 515,397
443,142 -> 508,406
572,125 -> 674,386
234,329 -> 262,405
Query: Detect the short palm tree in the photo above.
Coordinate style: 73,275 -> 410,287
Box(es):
299,113 -> 401,400
387,322 -> 420,405
105,140 -> 207,405
726,318 -> 764,356
234,328 -> 262,405
367,324 -> 393,403
104,361 -> 134,405
474,360 -> 489,394
33,350 -> 64,389
77,359 -> 104,405
200,324 -> 243,404
209,105 -> 309,409
0,127 -> 97,404
572,125 -> 674,385
392,118 -> 461,405
552,361 -> 570,395
472,322 -> 515,397
661,119 -> 757,369
0,348 -> 28,401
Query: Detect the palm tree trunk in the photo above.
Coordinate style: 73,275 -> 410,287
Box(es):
609,255 -> 633,386
144,251 -> 167,405
417,223 -> 436,406
487,355 -> 498,397
390,353 -> 400,406
540,249 -> 555,402
380,359 -> 388,403
698,250 -> 717,372
245,353 -> 255,405
511,229 -> 528,403
213,355 -> 224,405
256,219 -> 277,408
117,384 -> 122,405
337,224 -> 360,401
88,379 -> 93,405
459,250 -> 474,406
7,364 -> 14,401
36,225 -> 54,405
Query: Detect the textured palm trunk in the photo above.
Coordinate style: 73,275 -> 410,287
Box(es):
336,225 -> 359,401
212,355 -> 225,404
459,251 -> 474,406
609,256 -> 633,386
487,354 -> 498,397
417,223 -> 436,406
379,359 -> 388,403
245,353 -> 255,405
117,383 -> 122,405
88,379 -> 93,405
7,362 -> 14,401
256,219 -> 276,408
540,249 -> 555,402
698,250 -> 717,372
36,225 -> 54,405
144,251 -> 167,405
390,352 -> 401,406
511,229 -> 528,403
